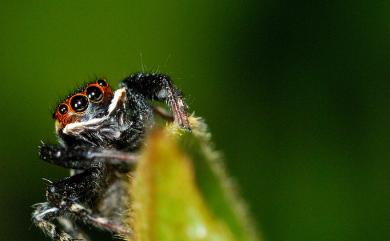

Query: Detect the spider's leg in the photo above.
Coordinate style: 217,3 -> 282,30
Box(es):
39,143 -> 97,169
58,217 -> 91,241
32,202 -> 73,241
120,72 -> 191,130
39,143 -> 137,171
65,203 -> 130,234
37,167 -> 130,236
33,168 -> 103,240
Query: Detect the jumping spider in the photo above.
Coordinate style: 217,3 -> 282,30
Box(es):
33,73 -> 191,241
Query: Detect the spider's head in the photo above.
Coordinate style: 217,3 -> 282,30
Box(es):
53,79 -> 114,132
54,79 -> 130,146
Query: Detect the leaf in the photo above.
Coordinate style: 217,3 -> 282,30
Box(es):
127,117 -> 260,241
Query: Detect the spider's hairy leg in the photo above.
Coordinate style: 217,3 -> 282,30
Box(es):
33,168 -> 130,240
32,203 -> 73,241
120,72 -> 191,130
58,217 -> 91,241
46,169 -> 130,234
66,203 -> 130,234
32,168 -> 104,241
39,143 -> 138,171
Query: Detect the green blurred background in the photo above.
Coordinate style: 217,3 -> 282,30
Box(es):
0,0 -> 388,240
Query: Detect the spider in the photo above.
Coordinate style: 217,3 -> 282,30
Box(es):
32,73 -> 191,241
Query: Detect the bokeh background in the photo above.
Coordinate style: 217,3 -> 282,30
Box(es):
0,1 -> 388,241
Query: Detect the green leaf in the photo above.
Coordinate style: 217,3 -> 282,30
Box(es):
127,117 -> 260,241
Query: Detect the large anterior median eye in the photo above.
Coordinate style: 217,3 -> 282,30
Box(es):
70,95 -> 89,112
86,86 -> 103,102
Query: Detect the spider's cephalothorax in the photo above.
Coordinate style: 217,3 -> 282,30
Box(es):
32,73 -> 190,241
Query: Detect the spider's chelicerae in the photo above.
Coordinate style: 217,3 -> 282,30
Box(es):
32,73 -> 191,241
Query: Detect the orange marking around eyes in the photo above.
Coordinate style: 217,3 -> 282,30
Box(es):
53,80 -> 114,129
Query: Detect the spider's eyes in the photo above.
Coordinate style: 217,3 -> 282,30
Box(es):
86,86 -> 103,102
54,80 -> 111,123
58,104 -> 68,115
97,79 -> 107,87
70,95 -> 89,112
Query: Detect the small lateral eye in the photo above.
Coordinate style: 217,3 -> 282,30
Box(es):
58,104 -> 68,115
97,79 -> 107,87
70,95 -> 89,112
86,86 -> 103,102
